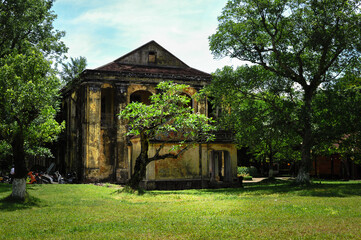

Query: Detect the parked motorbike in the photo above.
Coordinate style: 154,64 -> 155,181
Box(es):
26,171 -> 42,184
52,171 -> 64,184
64,172 -> 77,184
40,172 -> 53,184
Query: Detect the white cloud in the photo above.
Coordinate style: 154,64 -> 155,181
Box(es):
53,0 -> 246,73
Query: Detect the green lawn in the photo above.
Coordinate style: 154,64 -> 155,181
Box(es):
1,180 -> 361,239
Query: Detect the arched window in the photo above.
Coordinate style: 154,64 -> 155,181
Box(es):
130,90 -> 152,105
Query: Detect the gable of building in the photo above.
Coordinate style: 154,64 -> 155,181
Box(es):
113,40 -> 189,68
90,40 -> 211,81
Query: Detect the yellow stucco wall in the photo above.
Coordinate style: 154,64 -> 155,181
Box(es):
84,86 -> 101,179
129,139 -> 237,182
76,82 -> 237,184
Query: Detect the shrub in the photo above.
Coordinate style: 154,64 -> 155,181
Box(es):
237,166 -> 249,176
238,166 -> 258,178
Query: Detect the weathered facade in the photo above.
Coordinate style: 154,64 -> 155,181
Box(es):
58,41 -> 238,189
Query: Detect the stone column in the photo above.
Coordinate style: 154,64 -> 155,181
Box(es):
83,83 -> 102,181
114,83 -> 129,182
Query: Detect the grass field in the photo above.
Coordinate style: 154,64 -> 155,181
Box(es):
1,180 -> 361,239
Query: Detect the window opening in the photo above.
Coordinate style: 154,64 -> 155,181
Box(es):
130,90 -> 152,105
148,51 -> 156,64
101,88 -> 114,127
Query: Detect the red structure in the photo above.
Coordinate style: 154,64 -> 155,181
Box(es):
312,154 -> 361,179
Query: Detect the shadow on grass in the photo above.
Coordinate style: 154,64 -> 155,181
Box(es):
146,179 -> 361,198
0,184 -> 44,211
211,180 -> 361,197
0,194 -> 43,211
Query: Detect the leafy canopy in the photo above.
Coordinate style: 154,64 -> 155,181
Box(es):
205,65 -> 301,164
0,49 -> 64,159
0,0 -> 67,169
0,0 -> 67,59
60,56 -> 87,84
120,81 -> 215,146
210,0 -> 361,86
209,0 -> 361,182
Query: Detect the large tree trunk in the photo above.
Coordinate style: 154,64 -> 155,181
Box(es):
11,178 -> 27,200
268,146 -> 274,178
127,134 -> 149,190
296,89 -> 313,184
11,131 -> 28,200
128,155 -> 148,190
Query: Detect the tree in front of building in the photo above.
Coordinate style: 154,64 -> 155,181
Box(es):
209,0 -> 361,184
119,81 -> 215,190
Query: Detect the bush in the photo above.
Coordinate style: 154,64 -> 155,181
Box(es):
237,166 -> 258,178
237,166 -> 249,176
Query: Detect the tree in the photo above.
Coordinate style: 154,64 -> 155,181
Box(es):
205,65 -> 301,177
60,56 -> 87,84
0,49 -> 64,199
0,0 -> 66,58
119,82 -> 215,190
209,0 -> 361,184
0,0 -> 66,199
311,74 -> 361,178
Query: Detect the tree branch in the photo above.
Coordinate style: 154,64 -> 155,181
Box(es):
147,144 -> 191,163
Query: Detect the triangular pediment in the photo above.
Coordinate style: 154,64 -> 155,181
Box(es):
114,40 -> 189,68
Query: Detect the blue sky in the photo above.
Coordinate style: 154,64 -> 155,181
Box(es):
52,0 -> 244,73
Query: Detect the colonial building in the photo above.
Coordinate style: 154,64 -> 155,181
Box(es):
58,40 -> 238,189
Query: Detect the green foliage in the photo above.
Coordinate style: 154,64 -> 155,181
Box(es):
120,81 -> 215,145
0,49 -> 64,138
205,65 -> 302,166
210,0 -> 361,75
238,166 -> 258,177
60,56 -> 87,84
0,0 -> 67,59
209,0 -> 361,183
237,166 -> 249,176
0,49 -> 64,175
0,0 -> 66,180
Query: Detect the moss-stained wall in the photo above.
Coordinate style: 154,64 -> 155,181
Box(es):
61,80 -> 237,186
129,139 -> 237,183
84,85 -> 101,180
152,144 -> 199,179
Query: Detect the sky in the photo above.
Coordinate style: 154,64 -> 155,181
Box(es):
52,0 -> 244,73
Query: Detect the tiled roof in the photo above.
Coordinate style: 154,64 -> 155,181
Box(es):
95,62 -> 211,78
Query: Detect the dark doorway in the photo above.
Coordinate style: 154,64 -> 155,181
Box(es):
210,151 -> 231,182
